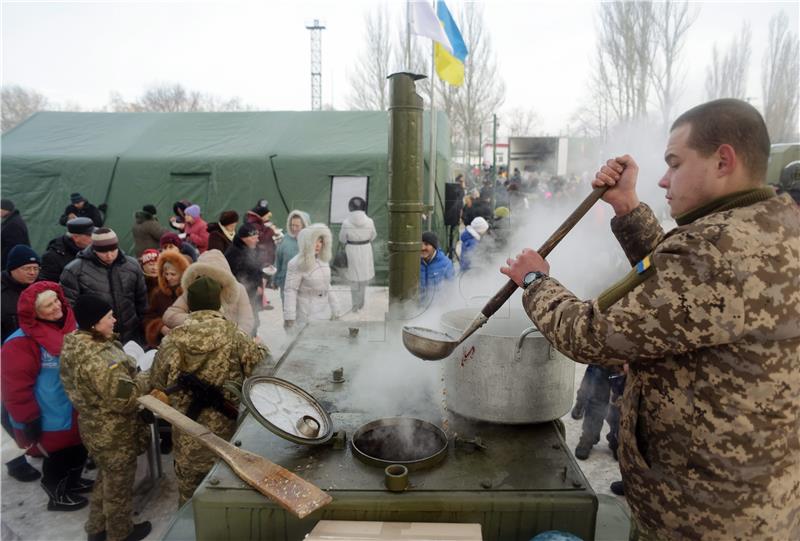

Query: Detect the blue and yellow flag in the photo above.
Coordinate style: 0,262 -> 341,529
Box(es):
434,1 -> 468,86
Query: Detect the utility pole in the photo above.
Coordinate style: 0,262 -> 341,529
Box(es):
306,19 -> 326,111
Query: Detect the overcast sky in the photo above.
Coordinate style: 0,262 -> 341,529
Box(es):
2,0 -> 798,134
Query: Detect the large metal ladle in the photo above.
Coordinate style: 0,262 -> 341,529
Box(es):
403,186 -> 608,361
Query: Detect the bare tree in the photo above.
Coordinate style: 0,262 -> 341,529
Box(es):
503,107 -> 541,137
761,11 -> 799,143
110,83 -> 250,112
704,23 -> 752,101
347,5 -> 392,110
441,3 -> 505,164
1,85 -> 49,133
651,1 -> 695,128
570,73 -> 611,140
594,2 -> 657,123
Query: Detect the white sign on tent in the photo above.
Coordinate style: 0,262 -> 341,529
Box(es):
329,176 -> 368,224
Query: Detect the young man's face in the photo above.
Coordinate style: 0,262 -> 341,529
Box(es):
658,123 -> 721,217
421,242 -> 435,261
96,249 -> 118,265
74,200 -> 85,209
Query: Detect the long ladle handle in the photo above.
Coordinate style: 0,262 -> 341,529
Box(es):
480,186 -> 609,319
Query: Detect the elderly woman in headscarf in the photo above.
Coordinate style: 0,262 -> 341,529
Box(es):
283,223 -> 342,329
1,281 -> 89,511
142,249 -> 190,348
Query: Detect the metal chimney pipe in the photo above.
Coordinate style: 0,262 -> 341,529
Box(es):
387,72 -> 426,319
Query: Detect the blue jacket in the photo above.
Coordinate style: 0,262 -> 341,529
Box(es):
420,250 -> 454,301
459,228 -> 480,271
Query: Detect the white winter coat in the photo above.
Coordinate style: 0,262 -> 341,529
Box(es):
283,224 -> 341,324
338,210 -> 377,283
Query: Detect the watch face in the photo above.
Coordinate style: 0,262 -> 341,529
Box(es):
524,271 -> 545,287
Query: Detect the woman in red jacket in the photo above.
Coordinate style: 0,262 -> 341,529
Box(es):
182,204 -> 209,253
1,281 -> 91,511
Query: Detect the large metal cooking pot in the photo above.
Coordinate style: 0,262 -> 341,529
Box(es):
351,417 -> 448,471
441,309 -> 574,424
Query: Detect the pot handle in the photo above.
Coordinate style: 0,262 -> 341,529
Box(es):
224,380 -> 244,401
514,327 -> 538,362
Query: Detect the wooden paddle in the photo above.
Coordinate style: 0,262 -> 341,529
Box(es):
138,394 -> 332,519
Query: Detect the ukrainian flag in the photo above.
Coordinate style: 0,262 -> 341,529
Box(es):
435,1 -> 468,86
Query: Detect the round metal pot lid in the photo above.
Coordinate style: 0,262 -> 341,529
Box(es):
241,376 -> 333,445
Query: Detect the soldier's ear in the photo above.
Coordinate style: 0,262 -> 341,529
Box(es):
716,144 -> 737,177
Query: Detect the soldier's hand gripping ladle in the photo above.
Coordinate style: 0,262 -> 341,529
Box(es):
402,186 -> 608,361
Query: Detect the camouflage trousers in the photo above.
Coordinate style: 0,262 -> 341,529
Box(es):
85,454 -> 137,541
174,410 -> 236,505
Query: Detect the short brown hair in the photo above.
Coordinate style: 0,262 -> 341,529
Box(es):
671,98 -> 771,180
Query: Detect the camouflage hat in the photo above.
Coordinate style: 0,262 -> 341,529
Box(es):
187,276 -> 222,312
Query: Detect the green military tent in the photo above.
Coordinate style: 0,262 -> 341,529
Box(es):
1,111 -> 451,282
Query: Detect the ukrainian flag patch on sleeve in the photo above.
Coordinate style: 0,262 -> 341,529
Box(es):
636,256 -> 652,275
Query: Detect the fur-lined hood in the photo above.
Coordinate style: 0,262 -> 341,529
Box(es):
180,249 -> 238,305
156,249 -> 190,296
285,210 -> 311,238
295,223 -> 332,272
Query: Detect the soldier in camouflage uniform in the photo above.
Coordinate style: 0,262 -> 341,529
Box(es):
60,294 -> 153,541
501,99 -> 800,540
152,275 -> 268,504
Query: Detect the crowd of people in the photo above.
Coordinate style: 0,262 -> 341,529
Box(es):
0,194 -> 377,541
1,97 -> 798,541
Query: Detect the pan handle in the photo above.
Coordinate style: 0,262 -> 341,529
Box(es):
480,186 -> 608,320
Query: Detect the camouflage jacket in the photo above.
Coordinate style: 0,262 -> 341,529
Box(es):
60,331 -> 152,460
523,190 -> 800,540
152,310 -> 267,425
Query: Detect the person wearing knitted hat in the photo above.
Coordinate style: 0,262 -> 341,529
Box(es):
1,198 -> 30,270
182,204 -> 209,253
60,294 -> 153,541
151,275 -> 267,504
2,245 -> 41,342
131,204 -> 168,257
459,216 -> 490,272
207,210 -> 239,253
224,223 -> 264,325
58,193 -> 105,228
0,244 -> 43,483
419,231 -> 454,305
60,228 -> 148,345
245,199 -> 278,269
158,231 -> 197,264
2,282 -> 89,511
139,248 -> 160,297
161,249 -> 255,336
39,217 -> 94,283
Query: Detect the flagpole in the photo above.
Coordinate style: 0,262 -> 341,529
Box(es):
405,0 -> 411,70
427,0 -> 437,230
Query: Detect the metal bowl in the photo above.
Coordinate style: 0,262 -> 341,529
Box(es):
351,417 -> 448,471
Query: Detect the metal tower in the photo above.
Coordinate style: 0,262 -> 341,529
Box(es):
305,19 -> 325,111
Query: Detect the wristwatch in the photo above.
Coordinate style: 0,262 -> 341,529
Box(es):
522,270 -> 547,288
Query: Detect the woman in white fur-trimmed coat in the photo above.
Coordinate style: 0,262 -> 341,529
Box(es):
283,224 -> 341,329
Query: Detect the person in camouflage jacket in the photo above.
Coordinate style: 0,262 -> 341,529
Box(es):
152,276 -> 268,504
502,99 -> 800,540
60,294 -> 153,541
